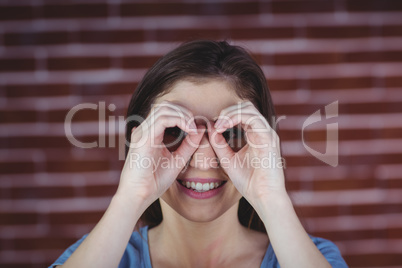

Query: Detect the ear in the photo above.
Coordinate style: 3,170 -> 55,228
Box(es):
131,126 -> 137,133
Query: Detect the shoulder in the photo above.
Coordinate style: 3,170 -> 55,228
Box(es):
121,226 -> 151,267
48,226 -> 150,268
48,234 -> 89,268
308,235 -> 348,267
261,234 -> 348,268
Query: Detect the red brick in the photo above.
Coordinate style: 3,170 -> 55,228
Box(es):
0,58 -> 35,72
269,79 -> 298,91
46,107 -> 125,123
156,27 -> 294,41
342,102 -> 402,114
300,203 -> 402,218
384,76 -> 402,87
388,227 -> 402,238
46,160 -> 111,173
153,29 -> 228,42
382,25 -> 402,37
346,254 -> 402,267
121,56 -> 159,69
346,0 -> 402,11
0,263 -> 34,268
47,57 -> 111,71
0,162 -> 36,175
5,84 -> 71,98
76,27 -> 294,44
285,153 -> 402,167
4,31 -> 70,46
281,128 -> 402,142
272,51 -> 402,66
73,82 -> 135,96
306,26 -> 373,39
387,179 -> 402,188
86,184 -> 117,197
273,52 -> 342,66
271,0 -> 335,13
286,178 -> 376,192
312,228 -> 398,242
43,4 -> 108,18
0,186 -> 75,200
1,136 -> 85,149
346,50 -> 402,63
0,212 -> 37,225
0,185 -> 116,200
0,5 -> 33,21
120,2 -> 259,17
78,30 -> 145,44
0,110 -> 37,123
48,211 -> 102,224
2,237 -> 76,250
275,103 -> 333,115
309,76 -> 373,90
230,27 -> 294,40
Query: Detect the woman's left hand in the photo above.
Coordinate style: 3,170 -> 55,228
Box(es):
208,101 -> 287,206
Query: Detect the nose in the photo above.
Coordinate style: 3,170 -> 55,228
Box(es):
189,129 -> 219,170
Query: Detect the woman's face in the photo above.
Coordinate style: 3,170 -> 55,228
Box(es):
154,79 -> 244,223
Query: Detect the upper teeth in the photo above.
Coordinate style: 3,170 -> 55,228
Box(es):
180,181 -> 222,192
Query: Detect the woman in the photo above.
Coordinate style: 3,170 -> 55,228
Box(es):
50,40 -> 347,267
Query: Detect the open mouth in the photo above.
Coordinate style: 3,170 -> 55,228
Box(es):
177,180 -> 227,193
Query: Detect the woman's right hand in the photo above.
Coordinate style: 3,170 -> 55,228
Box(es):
116,100 -> 204,207
59,102 -> 203,268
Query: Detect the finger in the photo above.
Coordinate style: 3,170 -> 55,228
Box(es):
207,123 -> 235,164
150,108 -> 195,130
150,103 -> 196,134
216,111 -> 270,133
148,101 -> 196,134
151,100 -> 195,121
171,125 -> 206,170
131,114 -> 196,149
217,101 -> 253,117
214,101 -> 254,128
151,114 -> 198,145
214,111 -> 278,150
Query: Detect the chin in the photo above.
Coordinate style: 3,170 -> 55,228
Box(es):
174,203 -> 234,223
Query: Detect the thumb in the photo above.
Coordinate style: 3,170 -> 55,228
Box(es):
171,125 -> 205,170
207,123 -> 235,164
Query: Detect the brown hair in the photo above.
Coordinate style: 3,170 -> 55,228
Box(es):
125,40 -> 276,233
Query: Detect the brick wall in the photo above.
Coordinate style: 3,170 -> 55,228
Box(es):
0,0 -> 402,267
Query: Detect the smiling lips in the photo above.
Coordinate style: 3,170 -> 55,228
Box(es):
179,180 -> 224,192
177,178 -> 227,199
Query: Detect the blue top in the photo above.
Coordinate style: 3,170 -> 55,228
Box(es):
49,225 -> 348,267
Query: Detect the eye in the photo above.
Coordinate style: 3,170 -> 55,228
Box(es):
163,127 -> 187,152
222,126 -> 247,152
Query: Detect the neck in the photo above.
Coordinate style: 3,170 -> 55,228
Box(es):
151,200 -> 247,267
